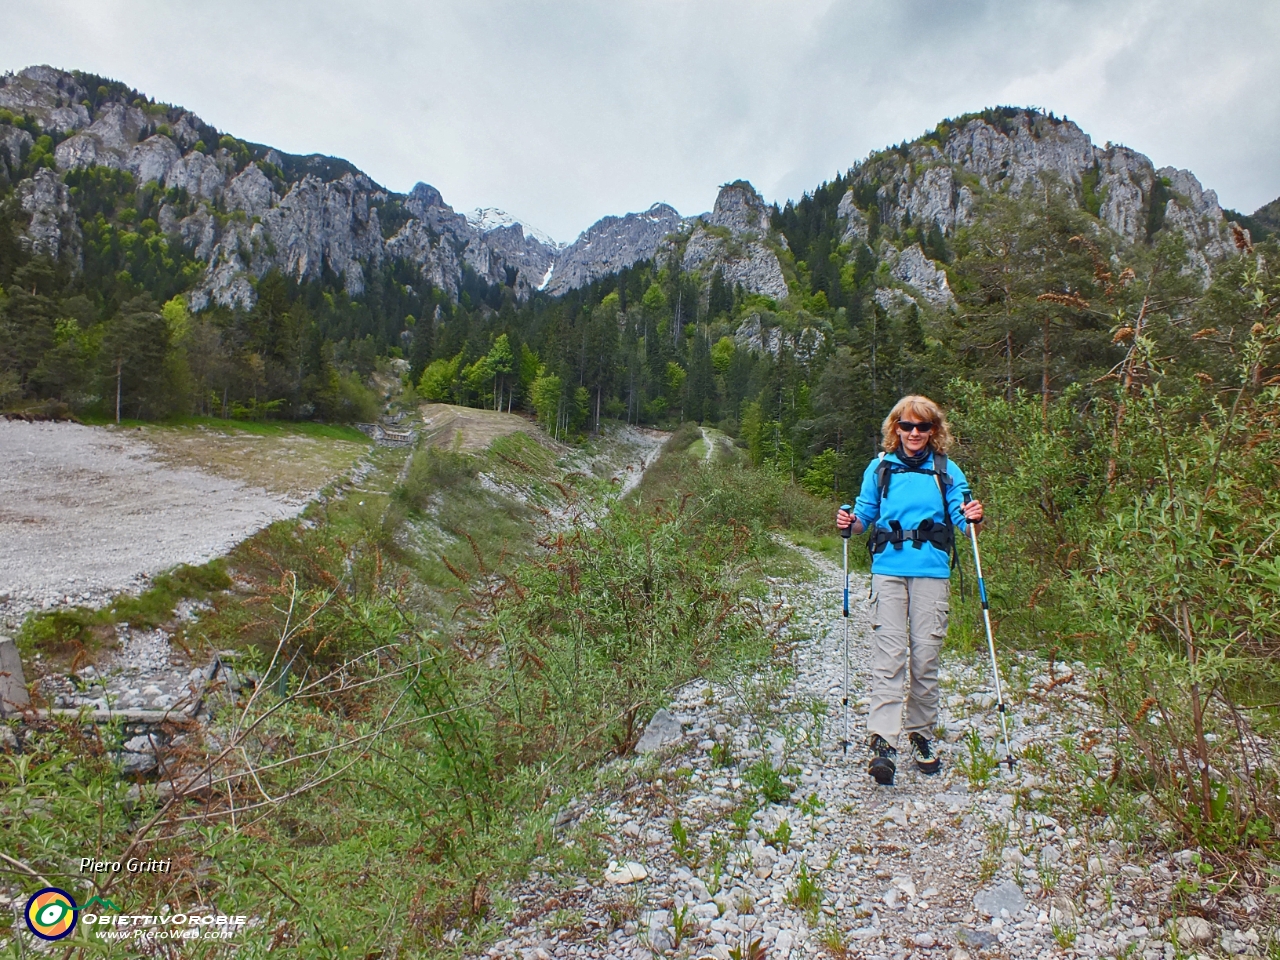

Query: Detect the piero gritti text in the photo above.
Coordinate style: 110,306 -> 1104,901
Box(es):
80,857 -> 173,874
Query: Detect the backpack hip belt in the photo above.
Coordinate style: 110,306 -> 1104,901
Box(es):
868,517 -> 954,554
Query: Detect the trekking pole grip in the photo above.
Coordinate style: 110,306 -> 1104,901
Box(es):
963,491 -> 981,525
839,504 -> 853,539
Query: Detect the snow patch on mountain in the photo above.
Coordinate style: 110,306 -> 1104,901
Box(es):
466,207 -> 561,249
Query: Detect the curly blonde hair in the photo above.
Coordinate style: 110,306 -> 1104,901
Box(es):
881,394 -> 954,454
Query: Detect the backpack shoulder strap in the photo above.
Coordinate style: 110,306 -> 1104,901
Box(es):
933,452 -> 960,570
932,452 -> 951,489
875,452 -> 891,498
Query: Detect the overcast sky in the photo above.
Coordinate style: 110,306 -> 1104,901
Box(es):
4,0 -> 1278,242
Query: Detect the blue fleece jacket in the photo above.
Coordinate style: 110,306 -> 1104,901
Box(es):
853,451 -> 972,579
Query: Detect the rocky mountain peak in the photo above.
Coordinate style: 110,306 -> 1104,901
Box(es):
709,180 -> 771,234
467,207 -> 560,250
641,202 -> 680,222
837,106 -> 1241,297
667,180 -> 789,302
1,66 -> 91,135
541,202 -> 687,296
406,181 -> 445,212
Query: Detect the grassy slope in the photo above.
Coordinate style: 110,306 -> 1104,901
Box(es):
134,420 -> 370,500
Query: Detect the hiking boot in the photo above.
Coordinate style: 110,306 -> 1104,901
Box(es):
909,732 -> 941,775
868,734 -> 897,786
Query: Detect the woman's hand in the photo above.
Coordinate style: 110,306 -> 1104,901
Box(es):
962,499 -> 984,525
836,507 -> 863,534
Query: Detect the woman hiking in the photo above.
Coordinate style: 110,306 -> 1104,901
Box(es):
836,395 -> 983,786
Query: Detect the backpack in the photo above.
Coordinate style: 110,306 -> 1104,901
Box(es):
867,450 -> 960,570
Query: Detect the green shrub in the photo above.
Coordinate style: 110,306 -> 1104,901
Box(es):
397,446 -> 479,510
945,251 -> 1280,848
744,757 -> 793,804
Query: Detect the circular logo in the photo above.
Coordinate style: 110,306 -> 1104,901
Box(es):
25,887 -> 78,941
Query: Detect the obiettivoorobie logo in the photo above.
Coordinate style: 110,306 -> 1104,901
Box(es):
24,887 -> 78,941
22,887 -> 248,944
23,890 -> 120,942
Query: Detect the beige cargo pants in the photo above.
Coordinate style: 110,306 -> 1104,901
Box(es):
867,574 -> 950,743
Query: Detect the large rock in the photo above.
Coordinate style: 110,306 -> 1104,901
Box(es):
224,163 -> 277,217
945,113 -> 1095,196
0,66 -> 91,134
404,180 -> 445,216
888,244 -> 954,307
708,180 -> 771,233
898,165 -> 959,234
675,181 -> 788,300
0,125 -> 32,182
189,252 -> 258,312
603,860 -> 648,884
0,636 -> 30,714
735,313 -> 777,355
126,134 -> 181,186
54,102 -> 147,171
405,181 -> 470,234
1157,165 -> 1235,281
264,173 -> 384,292
16,168 -> 81,264
178,205 -> 219,260
164,150 -> 227,201
1096,145 -> 1154,244
168,114 -> 207,151
54,129 -> 118,171
973,880 -> 1026,918
119,751 -> 158,776
681,225 -> 789,300
635,708 -> 683,753
386,219 -> 464,301
734,314 -> 825,362
836,189 -> 869,245
84,102 -> 147,152
194,171 -> 386,306
1175,916 -> 1213,945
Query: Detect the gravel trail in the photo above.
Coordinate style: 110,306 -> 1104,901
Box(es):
480,546 -> 1240,960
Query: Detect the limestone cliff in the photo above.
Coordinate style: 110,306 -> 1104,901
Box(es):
838,109 -> 1239,301
543,203 -> 684,296
2,66 -> 564,310
660,182 -> 790,301
1,67 -> 791,312
15,167 -> 80,265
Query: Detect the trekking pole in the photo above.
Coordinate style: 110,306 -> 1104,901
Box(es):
963,492 -> 1016,772
839,504 -> 853,754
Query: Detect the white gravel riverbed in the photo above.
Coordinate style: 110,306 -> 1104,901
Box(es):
0,420 -> 301,629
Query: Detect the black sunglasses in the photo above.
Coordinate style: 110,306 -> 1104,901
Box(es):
898,420 -> 935,433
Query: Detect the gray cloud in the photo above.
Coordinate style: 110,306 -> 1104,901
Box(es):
3,0 -> 1277,241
